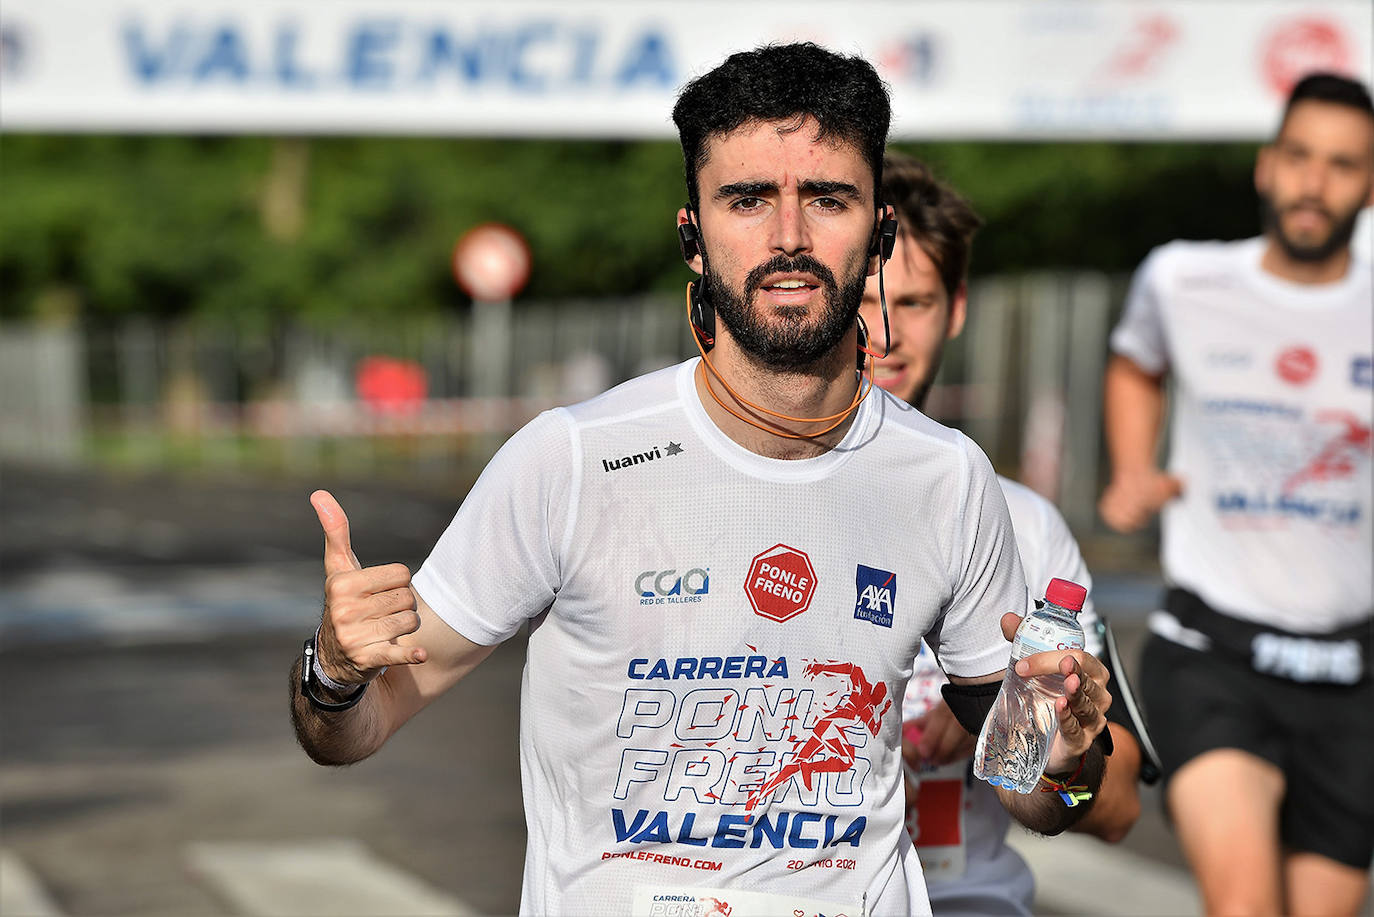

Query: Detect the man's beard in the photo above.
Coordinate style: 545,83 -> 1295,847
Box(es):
705,252 -> 868,370
1260,192 -> 1363,263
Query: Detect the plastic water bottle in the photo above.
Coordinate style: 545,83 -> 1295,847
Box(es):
973,578 -> 1088,794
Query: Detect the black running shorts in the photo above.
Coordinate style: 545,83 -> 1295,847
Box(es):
1141,633 -> 1374,869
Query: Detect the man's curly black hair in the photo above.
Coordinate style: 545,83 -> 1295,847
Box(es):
672,43 -> 891,212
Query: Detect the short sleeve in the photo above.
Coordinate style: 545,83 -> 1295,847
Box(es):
926,438 -> 1029,678
412,409 -> 576,646
1109,246 -> 1171,376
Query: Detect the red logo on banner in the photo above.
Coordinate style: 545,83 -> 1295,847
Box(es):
356,356 -> 427,414
1276,346 -> 1318,385
1102,14 -> 1179,81
1261,18 -> 1352,97
745,544 -> 817,622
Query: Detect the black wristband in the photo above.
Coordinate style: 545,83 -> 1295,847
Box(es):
940,680 -> 1002,736
301,637 -> 367,712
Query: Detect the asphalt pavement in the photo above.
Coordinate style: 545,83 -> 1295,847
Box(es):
1,462 -> 1210,916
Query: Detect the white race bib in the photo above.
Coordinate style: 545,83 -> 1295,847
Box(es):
632,884 -> 863,917
908,759 -> 968,883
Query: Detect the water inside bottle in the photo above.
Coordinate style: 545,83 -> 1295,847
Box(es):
973,592 -> 1085,793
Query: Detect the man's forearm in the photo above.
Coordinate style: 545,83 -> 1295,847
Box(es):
1103,355 -> 1167,473
289,656 -> 391,766
1071,725 -> 1141,843
995,743 -> 1106,836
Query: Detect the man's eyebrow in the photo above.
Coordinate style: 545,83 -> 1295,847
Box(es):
713,179 -> 865,201
714,180 -> 778,200
798,180 -> 863,200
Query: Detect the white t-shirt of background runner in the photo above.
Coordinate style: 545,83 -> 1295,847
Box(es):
413,358 -> 1027,917
1111,237 -> 1373,633
903,477 -> 1101,917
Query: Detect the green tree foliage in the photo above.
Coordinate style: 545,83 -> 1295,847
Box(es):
898,141 -> 1259,274
0,134 -> 1260,321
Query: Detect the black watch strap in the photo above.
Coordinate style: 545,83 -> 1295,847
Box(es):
302,638 -> 367,712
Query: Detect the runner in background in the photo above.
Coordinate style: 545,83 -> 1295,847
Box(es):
859,152 -> 1144,916
1101,73 -> 1374,916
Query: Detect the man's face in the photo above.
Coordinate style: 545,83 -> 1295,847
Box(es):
680,118 -> 880,369
1256,99 -> 1374,262
858,234 -> 966,409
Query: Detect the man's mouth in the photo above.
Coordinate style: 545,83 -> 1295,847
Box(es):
870,363 -> 907,389
760,277 -> 820,296
1285,205 -> 1332,231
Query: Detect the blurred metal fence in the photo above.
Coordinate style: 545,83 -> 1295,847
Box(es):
0,272 -> 1127,526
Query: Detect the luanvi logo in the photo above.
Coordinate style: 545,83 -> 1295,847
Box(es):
601,441 -> 684,473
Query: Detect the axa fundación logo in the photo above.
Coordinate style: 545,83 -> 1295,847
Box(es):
601,440 -> 684,473
854,564 -> 896,628
636,567 -> 709,605
1351,356 -> 1372,389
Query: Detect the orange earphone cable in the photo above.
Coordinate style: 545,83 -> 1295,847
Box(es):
686,282 -> 875,441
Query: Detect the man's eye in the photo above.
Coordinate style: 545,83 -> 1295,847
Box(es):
813,197 -> 846,211
732,197 -> 765,211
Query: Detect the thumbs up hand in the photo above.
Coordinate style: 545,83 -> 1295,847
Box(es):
311,490 -> 428,686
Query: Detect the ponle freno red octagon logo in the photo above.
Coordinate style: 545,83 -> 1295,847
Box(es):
745,544 -> 817,622
1276,346 -> 1318,385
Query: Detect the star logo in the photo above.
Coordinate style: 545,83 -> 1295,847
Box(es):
664,441 -> 684,456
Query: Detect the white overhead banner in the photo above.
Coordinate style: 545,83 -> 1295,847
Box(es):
0,1 -> 1369,139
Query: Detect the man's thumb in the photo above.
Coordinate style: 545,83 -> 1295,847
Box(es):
1156,474 -> 1185,503
311,489 -> 361,573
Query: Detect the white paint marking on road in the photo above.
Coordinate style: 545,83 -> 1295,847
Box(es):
185,839 -> 475,917
1007,830 -> 1202,916
0,849 -> 64,917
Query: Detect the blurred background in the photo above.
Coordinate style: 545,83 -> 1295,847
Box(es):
1,1 -> 1370,915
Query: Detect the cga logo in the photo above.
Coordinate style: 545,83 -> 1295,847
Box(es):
854,565 -> 896,628
637,568 -> 709,605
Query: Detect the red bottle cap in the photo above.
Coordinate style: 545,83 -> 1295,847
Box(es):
1044,578 -> 1087,612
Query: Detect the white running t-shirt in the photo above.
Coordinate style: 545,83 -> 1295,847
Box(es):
903,477 -> 1101,917
1111,237 -> 1373,633
413,359 -> 1027,917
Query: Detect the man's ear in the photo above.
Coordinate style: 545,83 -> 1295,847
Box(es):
946,283 -> 969,340
677,208 -> 704,276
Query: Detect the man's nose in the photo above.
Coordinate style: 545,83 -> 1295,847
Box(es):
770,197 -> 812,256
1299,161 -> 1330,198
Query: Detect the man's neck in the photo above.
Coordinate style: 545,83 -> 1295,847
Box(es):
1260,237 -> 1352,285
694,337 -> 863,460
